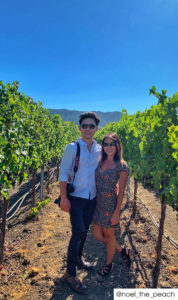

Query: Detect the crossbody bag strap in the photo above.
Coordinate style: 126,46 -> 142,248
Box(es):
74,142 -> 80,173
72,142 -> 80,182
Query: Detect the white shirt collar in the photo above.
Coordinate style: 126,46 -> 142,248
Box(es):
77,137 -> 98,150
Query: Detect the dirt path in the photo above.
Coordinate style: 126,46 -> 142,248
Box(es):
0,180 -> 178,300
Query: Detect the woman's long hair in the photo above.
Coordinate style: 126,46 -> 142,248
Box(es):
100,132 -> 125,165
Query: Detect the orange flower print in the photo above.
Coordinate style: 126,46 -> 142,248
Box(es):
105,211 -> 109,216
106,192 -> 111,197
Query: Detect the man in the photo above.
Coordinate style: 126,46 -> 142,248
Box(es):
59,112 -> 101,294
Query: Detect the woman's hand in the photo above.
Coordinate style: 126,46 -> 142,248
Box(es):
111,211 -> 119,226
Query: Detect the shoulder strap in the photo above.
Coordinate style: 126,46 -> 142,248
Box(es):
73,142 -> 80,173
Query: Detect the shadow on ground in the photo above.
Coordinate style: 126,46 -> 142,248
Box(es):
50,203 -> 151,299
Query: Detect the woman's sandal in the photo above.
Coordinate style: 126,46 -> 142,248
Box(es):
97,262 -> 113,277
121,248 -> 134,268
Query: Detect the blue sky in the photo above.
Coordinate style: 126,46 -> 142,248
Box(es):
0,0 -> 178,114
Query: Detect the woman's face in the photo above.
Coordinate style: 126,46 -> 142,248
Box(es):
103,137 -> 117,158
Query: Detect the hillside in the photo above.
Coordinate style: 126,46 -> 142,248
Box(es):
48,109 -> 121,127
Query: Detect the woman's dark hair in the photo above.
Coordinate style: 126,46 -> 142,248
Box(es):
79,112 -> 100,126
100,132 -> 125,165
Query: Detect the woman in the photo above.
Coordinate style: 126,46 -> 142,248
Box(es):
92,133 -> 133,277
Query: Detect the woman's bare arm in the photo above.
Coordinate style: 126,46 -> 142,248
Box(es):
111,171 -> 128,225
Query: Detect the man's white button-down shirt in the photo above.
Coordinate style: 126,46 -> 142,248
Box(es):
59,137 -> 101,200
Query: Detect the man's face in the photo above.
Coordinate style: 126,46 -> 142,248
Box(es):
79,118 -> 98,140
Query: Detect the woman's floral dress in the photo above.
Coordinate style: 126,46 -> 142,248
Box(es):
93,161 -> 129,228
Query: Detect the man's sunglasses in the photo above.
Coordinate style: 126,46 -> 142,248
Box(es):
81,123 -> 96,129
103,142 -> 116,147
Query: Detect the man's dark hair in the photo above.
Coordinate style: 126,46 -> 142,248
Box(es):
79,112 -> 100,126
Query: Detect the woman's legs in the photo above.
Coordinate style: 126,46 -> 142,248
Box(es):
92,224 -> 133,270
102,227 -> 116,264
92,224 -> 122,255
92,224 -> 105,242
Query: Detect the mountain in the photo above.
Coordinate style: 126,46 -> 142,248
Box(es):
48,109 -> 121,127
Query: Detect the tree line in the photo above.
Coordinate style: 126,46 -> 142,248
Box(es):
0,81 -> 80,262
95,87 -> 177,285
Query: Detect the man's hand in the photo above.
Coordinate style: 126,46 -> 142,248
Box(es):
115,182 -> 119,195
60,197 -> 71,212
60,181 -> 71,212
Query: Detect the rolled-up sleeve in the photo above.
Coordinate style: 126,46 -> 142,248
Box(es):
59,144 -> 75,182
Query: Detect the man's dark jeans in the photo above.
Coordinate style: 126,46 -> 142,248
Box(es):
67,195 -> 96,276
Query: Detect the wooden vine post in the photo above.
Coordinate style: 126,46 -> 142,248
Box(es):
126,175 -> 130,202
153,196 -> 167,287
46,165 -> 50,193
0,195 -> 2,220
40,166 -> 44,202
0,199 -> 9,264
156,198 -> 167,262
133,178 -> 138,216
56,161 -> 60,182
32,171 -> 36,205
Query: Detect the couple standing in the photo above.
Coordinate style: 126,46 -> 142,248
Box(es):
59,112 -> 132,295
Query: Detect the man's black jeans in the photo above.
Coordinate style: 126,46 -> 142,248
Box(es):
67,195 -> 96,276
